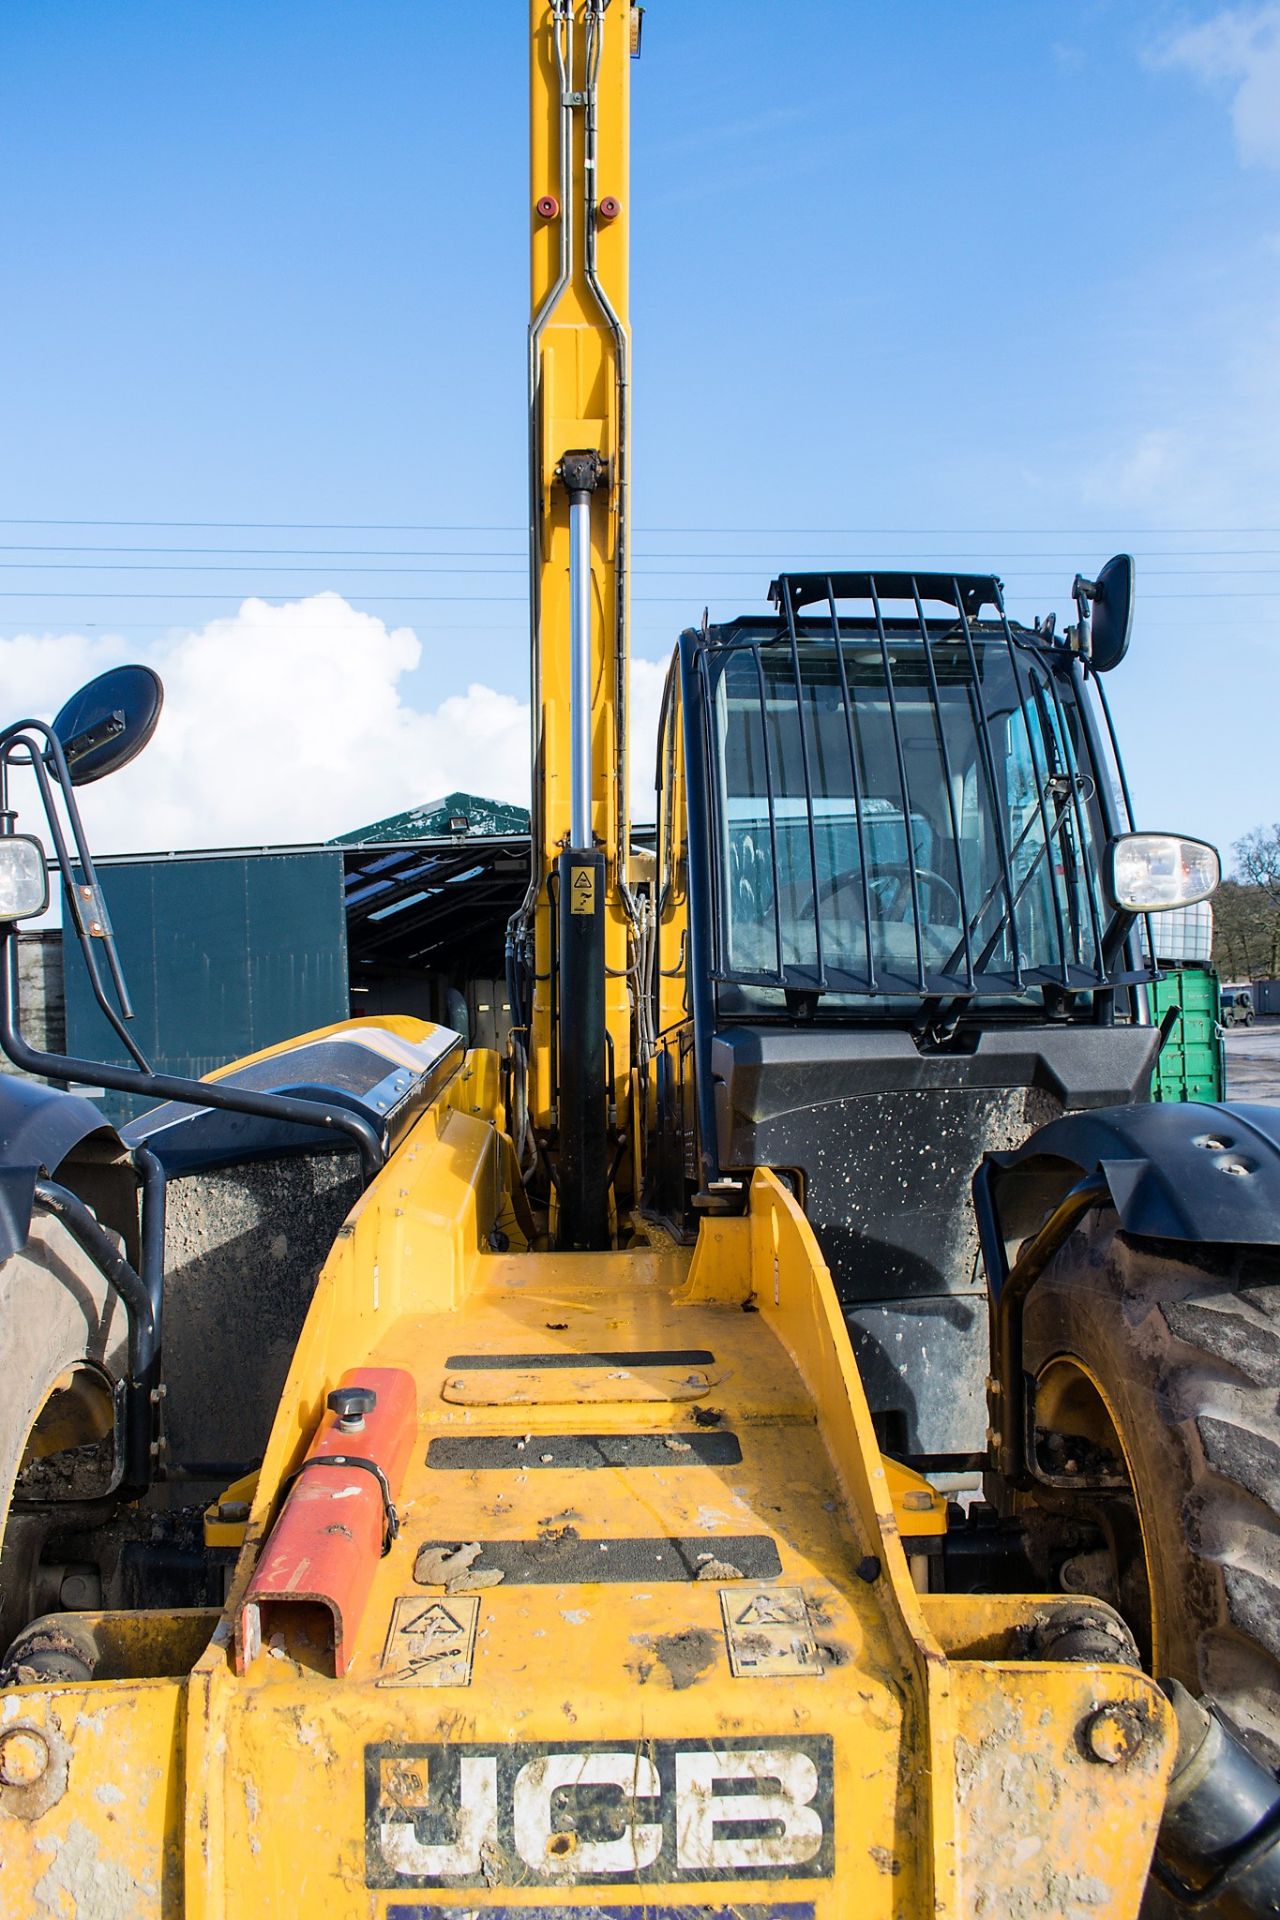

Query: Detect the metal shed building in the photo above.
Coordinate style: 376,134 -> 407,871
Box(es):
36,797 -> 530,1124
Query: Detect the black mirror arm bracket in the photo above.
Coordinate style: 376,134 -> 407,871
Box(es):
0,707 -> 385,1199
0,719 -> 145,1065
1068,573 -> 1095,661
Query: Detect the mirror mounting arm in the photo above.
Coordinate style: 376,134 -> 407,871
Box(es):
0,669 -> 385,1183
1,719 -> 146,1066
1068,572 -> 1095,660
1100,906 -> 1138,973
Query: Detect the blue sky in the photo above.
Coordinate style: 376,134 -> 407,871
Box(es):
2,2 -> 1278,855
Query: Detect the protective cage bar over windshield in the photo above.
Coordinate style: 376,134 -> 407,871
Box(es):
696,571 -> 1131,1020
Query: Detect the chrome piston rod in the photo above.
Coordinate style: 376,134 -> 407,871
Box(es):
560,450 -> 604,848
568,483 -> 593,846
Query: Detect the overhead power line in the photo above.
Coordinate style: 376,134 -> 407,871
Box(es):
0,608 -> 1270,631
7,542 -> 1280,561
6,516 -> 1280,536
641,527 -> 1280,538
2,589 -> 1279,605
0,591 -> 529,603
0,518 -> 529,533
3,561 -> 1280,582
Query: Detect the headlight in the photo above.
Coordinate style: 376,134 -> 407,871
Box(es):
0,835 -> 49,922
1105,833 -> 1220,913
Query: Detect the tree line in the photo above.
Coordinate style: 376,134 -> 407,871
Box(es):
1214,824 -> 1280,984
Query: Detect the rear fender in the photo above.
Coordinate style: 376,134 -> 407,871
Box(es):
976,1100 -> 1280,1279
0,1076 -> 133,1263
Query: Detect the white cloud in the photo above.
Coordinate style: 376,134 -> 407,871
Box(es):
1155,5 -> 1280,168
1083,427 -> 1193,514
0,595 -> 526,855
0,593 -> 674,856
1079,280 -> 1280,523
0,632 -> 124,717
628,654 -> 671,824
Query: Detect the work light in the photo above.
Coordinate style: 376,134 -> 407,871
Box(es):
1105,833 -> 1220,913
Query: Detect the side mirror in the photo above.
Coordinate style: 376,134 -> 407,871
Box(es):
51,664 -> 164,786
1105,833 -> 1219,912
1073,553 -> 1134,672
0,835 -> 50,922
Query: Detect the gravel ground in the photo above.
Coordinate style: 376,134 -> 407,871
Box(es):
1223,1019 -> 1280,1106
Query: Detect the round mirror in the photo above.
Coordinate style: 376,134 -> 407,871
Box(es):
1090,553 -> 1134,673
50,665 -> 164,785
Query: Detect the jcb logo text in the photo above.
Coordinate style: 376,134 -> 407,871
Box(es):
365,1736 -> 834,1887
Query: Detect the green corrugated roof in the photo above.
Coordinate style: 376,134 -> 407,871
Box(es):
330,791 -> 530,845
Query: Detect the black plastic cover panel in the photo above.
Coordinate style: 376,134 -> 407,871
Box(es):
989,1100 -> 1280,1247
124,1023 -> 461,1173
0,1076 -> 123,1261
712,1025 -> 1159,1306
713,1027 -> 1159,1140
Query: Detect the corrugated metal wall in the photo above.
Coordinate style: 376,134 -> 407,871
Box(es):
62,852 -> 349,1125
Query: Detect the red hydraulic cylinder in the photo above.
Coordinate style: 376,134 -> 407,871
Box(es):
236,1366 -> 416,1677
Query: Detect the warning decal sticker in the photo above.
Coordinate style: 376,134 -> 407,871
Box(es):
377,1596 -> 479,1688
570,864 -> 597,915
720,1585 -> 824,1679
366,1735 -> 834,1888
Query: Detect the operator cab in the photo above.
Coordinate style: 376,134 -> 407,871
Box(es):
688,571 -> 1139,1020
649,568 -> 1218,1464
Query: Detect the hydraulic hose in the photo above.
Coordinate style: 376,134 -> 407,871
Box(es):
988,1170 -> 1111,1486
33,1178 -> 157,1495
1155,1679 -> 1280,1914
33,1180 -> 154,1381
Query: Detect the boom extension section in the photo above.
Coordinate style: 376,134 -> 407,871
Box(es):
518,0 -> 637,1248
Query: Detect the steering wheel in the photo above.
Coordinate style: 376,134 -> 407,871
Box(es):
812,862 -> 962,923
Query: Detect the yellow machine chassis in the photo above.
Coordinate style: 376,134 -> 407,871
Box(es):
0,1039 -> 1173,1916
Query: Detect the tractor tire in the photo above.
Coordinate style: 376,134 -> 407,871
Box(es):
1022,1206 -> 1280,1772
0,1210 -> 129,1651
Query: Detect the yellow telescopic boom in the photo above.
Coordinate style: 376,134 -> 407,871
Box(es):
521,0 -> 639,1247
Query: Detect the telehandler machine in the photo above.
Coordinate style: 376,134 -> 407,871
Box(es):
2,7 -> 1280,1915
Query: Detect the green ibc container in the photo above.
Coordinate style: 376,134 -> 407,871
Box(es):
1150,964 -> 1225,1104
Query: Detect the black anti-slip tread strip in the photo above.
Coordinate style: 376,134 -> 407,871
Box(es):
415,1534 -> 781,1584
426,1432 -> 743,1470
444,1349 -> 715,1371
387,1907 -> 812,1920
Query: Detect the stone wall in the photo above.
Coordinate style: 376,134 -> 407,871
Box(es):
0,931 -> 66,1078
